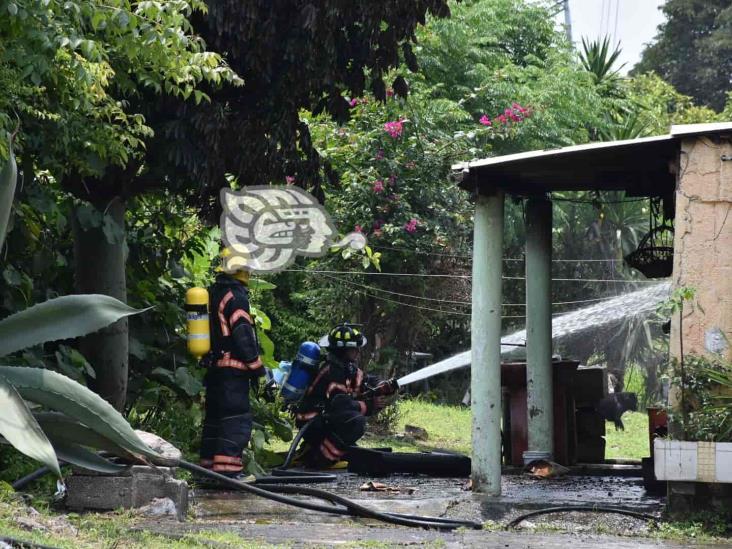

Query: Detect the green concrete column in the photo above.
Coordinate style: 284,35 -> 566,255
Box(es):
471,189 -> 504,495
524,195 -> 554,463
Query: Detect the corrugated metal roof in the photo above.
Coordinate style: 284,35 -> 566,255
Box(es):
451,122 -> 732,194
452,123 -> 732,173
670,121 -> 732,137
451,134 -> 673,172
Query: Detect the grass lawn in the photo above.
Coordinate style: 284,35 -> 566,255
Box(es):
0,489 -> 281,549
604,411 -> 650,460
363,398 -> 472,455
363,398 -> 650,461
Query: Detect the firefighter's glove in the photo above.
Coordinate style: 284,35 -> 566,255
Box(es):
373,378 -> 399,397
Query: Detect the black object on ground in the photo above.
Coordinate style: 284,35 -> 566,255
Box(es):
1,536 -> 60,549
641,457 -> 665,495
505,505 -> 659,529
346,447 -> 471,477
596,392 -> 638,431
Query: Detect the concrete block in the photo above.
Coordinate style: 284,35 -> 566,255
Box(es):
66,465 -> 188,521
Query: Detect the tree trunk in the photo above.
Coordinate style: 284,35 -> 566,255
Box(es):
72,198 -> 129,410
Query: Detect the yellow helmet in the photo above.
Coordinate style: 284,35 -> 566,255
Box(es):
216,247 -> 254,284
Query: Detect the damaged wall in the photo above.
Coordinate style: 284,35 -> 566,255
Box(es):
670,135 -> 732,361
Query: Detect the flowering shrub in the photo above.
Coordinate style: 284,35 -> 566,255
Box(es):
479,102 -> 531,128
383,119 -> 405,138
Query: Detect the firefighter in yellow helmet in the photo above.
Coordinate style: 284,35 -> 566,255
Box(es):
198,248 -> 263,480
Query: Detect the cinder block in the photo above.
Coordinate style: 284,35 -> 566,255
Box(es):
65,466 -> 188,520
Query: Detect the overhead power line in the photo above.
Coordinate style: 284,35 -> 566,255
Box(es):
283,268 -> 660,284
320,272 -> 617,308
371,244 -> 622,263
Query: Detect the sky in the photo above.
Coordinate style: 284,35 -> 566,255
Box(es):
556,0 -> 667,73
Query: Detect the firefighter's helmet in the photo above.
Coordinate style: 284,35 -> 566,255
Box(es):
216,247 -> 258,284
326,323 -> 367,348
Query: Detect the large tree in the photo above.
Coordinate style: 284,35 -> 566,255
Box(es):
633,0 -> 732,111
1,0 -> 454,409
0,0 -> 239,409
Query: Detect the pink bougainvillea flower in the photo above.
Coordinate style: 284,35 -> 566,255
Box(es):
372,179 -> 385,193
383,119 -> 404,138
508,111 -> 521,122
497,114 -> 507,124
285,175 -> 295,185
374,149 -> 385,160
349,98 -> 359,107
354,224 -> 363,233
513,102 -> 528,114
479,115 -> 492,126
386,88 -> 394,98
404,218 -> 418,233
373,219 -> 384,230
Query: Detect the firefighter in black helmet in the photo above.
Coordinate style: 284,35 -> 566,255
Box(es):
198,249 -> 264,480
294,323 -> 397,468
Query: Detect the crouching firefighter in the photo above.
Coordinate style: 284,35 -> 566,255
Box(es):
197,249 -> 264,480
294,323 -> 398,468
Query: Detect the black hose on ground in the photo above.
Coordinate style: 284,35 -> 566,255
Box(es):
12,466 -> 56,491
265,417 -> 337,483
254,472 -> 336,484
505,505 -> 659,529
180,460 -> 482,530
278,418 -> 314,470
0,537 -> 60,549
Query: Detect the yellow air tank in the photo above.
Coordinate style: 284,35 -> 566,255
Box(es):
185,287 -> 210,359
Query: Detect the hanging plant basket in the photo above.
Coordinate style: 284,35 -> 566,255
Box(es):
624,224 -> 674,278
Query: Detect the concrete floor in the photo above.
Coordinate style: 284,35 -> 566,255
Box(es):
137,471 -> 727,547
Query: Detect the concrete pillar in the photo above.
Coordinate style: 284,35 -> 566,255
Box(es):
471,189 -> 504,495
669,136 -> 732,437
671,136 -> 732,362
524,195 -> 554,463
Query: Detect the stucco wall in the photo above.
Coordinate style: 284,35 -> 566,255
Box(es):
670,135 -> 732,361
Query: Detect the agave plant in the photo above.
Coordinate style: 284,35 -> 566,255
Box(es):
579,36 -> 625,88
0,132 -> 159,480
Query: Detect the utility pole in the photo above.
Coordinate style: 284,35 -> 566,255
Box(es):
563,0 -> 573,45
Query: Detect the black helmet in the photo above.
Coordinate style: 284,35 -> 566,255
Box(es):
325,323 -> 367,348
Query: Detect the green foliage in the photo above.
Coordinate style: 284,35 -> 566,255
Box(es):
579,36 -> 624,88
176,0 -> 454,196
0,378 -> 61,477
0,0 -> 240,179
624,74 -> 720,134
634,0 -> 732,112
0,295 -> 145,358
668,354 -> 732,442
0,296 -> 151,476
0,130 -> 17,248
657,511 -> 732,541
293,0 -> 617,373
